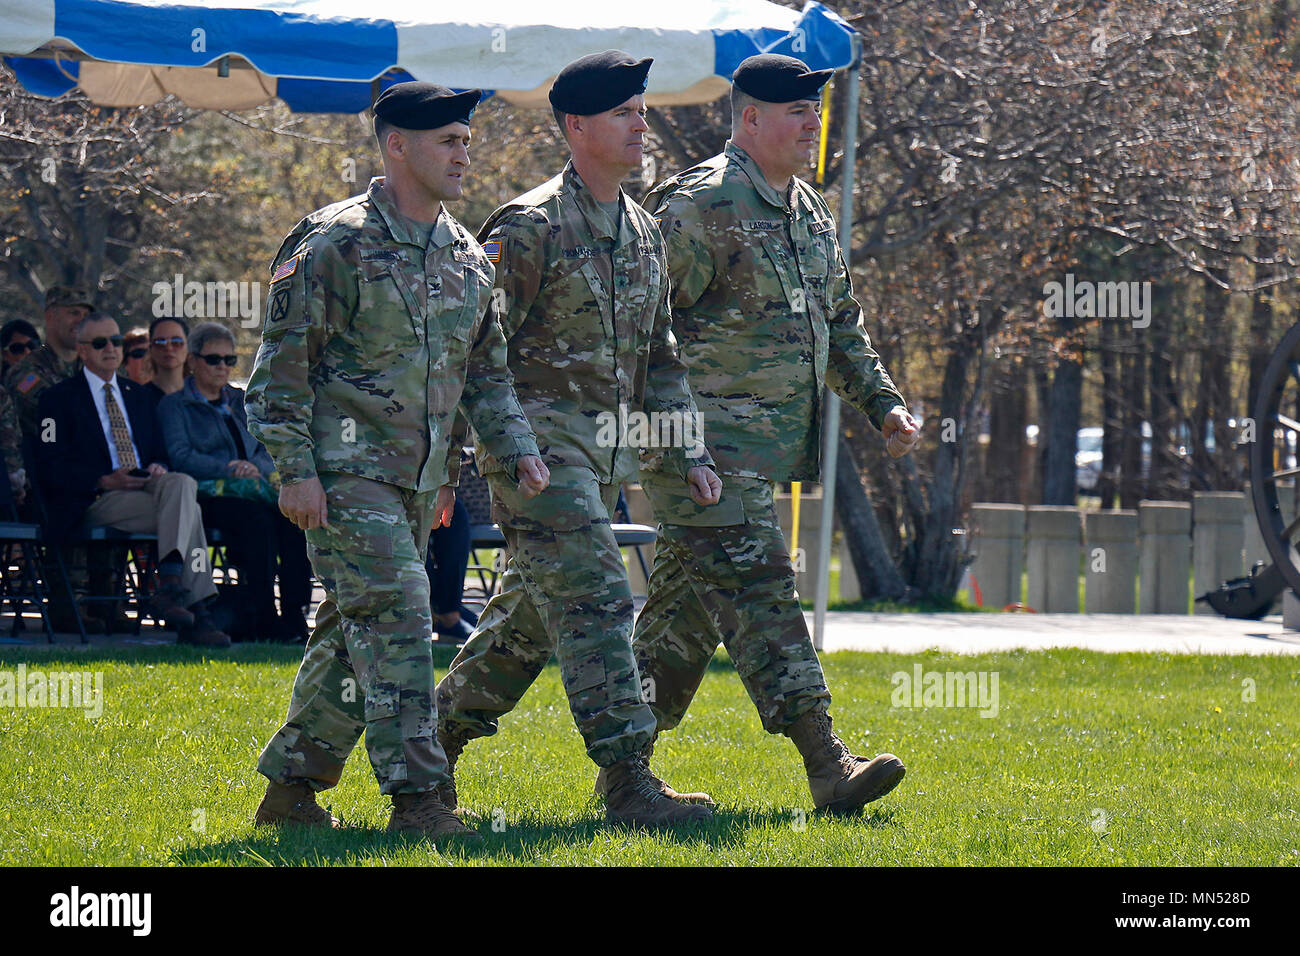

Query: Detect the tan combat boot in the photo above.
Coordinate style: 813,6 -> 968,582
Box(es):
786,708 -> 905,815
593,736 -> 715,806
254,780 -> 341,828
432,732 -> 480,821
603,754 -> 715,826
388,791 -> 483,845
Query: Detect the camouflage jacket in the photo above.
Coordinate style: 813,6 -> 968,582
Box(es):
0,385 -> 22,478
644,141 -> 906,482
246,177 -> 540,494
6,345 -> 79,440
475,161 -> 710,485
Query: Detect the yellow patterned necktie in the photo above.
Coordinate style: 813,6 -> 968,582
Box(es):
102,382 -> 139,470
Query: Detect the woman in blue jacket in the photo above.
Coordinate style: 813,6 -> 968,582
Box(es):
158,322 -> 311,641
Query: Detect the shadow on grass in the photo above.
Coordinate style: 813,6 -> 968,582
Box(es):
173,804 -> 903,866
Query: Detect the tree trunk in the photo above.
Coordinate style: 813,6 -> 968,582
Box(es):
984,358 -> 1027,503
1119,341 -> 1146,509
834,436 -> 906,601
1099,316 -> 1121,508
1042,357 -> 1083,504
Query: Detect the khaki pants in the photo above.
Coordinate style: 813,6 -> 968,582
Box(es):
83,471 -> 217,607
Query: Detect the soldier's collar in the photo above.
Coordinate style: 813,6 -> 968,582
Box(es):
368,177 -> 456,250
564,161 -> 636,247
725,141 -> 791,212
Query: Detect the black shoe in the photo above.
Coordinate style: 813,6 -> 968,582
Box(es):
434,618 -> 474,643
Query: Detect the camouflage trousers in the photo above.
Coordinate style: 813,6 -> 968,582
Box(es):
633,473 -> 830,734
436,466 -> 655,767
257,472 -> 448,796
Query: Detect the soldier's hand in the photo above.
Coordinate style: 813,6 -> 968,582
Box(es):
516,455 -> 550,499
882,406 -> 921,459
434,485 -> 456,528
280,476 -> 330,530
687,466 -> 722,506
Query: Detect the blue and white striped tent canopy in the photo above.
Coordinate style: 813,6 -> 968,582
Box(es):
0,0 -> 856,112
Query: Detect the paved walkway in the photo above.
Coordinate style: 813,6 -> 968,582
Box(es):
810,611 -> 1300,656
7,609 -> 1300,656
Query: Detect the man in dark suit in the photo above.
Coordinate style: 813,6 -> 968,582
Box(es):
36,312 -> 230,647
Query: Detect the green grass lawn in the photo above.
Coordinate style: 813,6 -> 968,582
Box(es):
2,645 -> 1297,866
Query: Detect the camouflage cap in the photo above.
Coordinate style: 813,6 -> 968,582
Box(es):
44,286 -> 95,310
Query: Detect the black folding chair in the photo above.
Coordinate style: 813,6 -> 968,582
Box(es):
0,465 -> 61,641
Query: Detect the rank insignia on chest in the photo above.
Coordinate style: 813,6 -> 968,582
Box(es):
483,241 -> 501,263
427,276 -> 442,297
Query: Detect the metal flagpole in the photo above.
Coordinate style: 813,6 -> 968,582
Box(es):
813,31 -> 861,651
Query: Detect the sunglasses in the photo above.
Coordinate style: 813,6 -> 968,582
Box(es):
126,348 -> 149,360
152,336 -> 186,347
78,335 -> 124,350
198,353 -> 238,367
5,341 -> 37,356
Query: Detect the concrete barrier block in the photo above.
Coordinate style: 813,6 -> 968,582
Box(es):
1139,500 -> 1192,613
970,504 -> 1026,609
1026,506 -> 1082,613
1192,492 -> 1245,614
1084,510 -> 1138,613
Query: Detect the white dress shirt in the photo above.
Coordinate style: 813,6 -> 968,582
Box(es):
84,367 -> 140,471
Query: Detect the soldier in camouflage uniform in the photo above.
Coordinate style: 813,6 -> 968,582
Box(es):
624,55 -> 922,816
245,82 -> 548,843
435,52 -> 721,827
0,386 -> 24,504
6,287 -> 95,631
6,286 -> 93,438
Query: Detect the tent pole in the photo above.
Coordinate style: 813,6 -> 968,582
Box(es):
813,32 -> 860,652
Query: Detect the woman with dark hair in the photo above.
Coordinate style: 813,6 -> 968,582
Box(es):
158,321 -> 311,642
0,318 -> 40,372
122,327 -> 153,385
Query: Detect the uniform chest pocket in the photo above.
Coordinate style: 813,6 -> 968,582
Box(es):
445,263 -> 491,344
618,253 -> 662,338
358,260 -> 424,347
796,222 -> 835,309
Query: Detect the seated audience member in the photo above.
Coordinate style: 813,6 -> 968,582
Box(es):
1,319 -> 40,373
8,286 -> 93,437
145,317 -> 189,402
35,312 -> 231,647
158,321 -> 311,642
122,327 -> 153,386
426,497 -> 474,641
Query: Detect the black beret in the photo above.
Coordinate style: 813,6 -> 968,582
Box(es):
373,81 -> 481,130
549,50 -> 653,116
732,54 -> 832,103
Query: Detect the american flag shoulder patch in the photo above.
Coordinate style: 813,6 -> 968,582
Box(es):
482,241 -> 501,263
15,373 -> 39,394
271,254 -> 302,284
